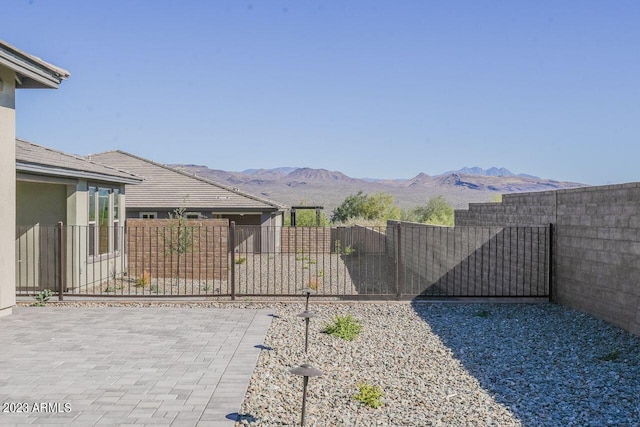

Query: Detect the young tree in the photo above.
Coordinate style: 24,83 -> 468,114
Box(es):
163,207 -> 196,285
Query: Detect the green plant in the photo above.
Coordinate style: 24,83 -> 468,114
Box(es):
331,191 -> 400,224
598,349 -> 621,361
162,206 -> 197,283
475,309 -> 491,318
334,240 -> 356,255
354,382 -> 384,408
104,284 -> 116,293
235,257 -> 246,265
136,271 -> 151,287
32,289 -> 52,306
323,314 -> 362,341
150,284 -> 160,294
411,195 -> 455,226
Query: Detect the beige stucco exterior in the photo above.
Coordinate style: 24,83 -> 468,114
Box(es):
15,176 -> 127,293
1,39 -> 69,313
0,66 -> 17,317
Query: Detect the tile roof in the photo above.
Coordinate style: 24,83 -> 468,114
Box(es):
88,151 -> 285,211
16,138 -> 142,184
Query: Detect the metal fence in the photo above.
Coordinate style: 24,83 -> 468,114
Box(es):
15,222 -> 550,300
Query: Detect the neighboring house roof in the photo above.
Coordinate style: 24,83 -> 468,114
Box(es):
88,151 -> 286,212
0,39 -> 69,89
16,138 -> 142,184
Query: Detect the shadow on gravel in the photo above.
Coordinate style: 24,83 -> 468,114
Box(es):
410,301 -> 640,427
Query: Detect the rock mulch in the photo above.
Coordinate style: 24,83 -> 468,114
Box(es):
237,302 -> 640,426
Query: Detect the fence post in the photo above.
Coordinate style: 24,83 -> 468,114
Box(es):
548,223 -> 554,302
57,221 -> 65,301
230,221 -> 236,300
395,223 -> 403,300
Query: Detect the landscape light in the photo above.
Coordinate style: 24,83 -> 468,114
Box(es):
289,363 -> 323,426
297,310 -> 318,353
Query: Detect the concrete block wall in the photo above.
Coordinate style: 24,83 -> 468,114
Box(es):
455,183 -> 640,336
455,191 -> 557,227
280,227 -> 332,253
126,219 -> 229,281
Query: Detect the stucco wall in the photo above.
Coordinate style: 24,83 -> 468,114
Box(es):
455,183 -> 640,336
0,67 -> 16,316
16,181 -> 67,225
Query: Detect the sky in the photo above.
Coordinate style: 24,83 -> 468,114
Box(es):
5,0 -> 640,185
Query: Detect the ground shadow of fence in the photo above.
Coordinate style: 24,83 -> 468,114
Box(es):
409,302 -> 640,426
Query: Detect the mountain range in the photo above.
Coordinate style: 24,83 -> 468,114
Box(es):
171,165 -> 586,213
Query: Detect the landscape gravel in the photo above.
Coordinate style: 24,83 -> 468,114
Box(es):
21,300 -> 640,426
237,302 -> 640,426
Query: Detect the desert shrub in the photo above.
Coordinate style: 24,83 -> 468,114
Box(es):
323,314 -> 362,341
32,289 -> 52,306
136,271 -> 151,287
354,382 -> 384,408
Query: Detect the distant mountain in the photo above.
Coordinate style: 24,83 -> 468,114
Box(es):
445,166 -> 539,179
171,164 -> 586,214
242,167 -> 298,175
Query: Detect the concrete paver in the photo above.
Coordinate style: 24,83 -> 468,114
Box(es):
0,307 -> 272,426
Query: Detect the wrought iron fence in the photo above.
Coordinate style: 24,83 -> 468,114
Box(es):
15,222 -> 550,300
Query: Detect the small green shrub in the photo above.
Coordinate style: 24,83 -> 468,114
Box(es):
136,271 -> 151,287
333,240 -> 356,255
32,289 -> 52,306
150,284 -> 160,294
235,257 -> 247,265
104,285 -> 116,293
354,382 -> 384,408
323,314 -> 362,341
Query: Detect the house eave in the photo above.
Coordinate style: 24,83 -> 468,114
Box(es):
16,162 -> 142,185
0,40 -> 70,89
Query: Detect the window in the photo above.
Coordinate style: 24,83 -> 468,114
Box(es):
185,212 -> 204,219
140,212 -> 157,219
88,185 -> 121,258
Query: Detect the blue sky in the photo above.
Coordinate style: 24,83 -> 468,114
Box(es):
5,1 -> 640,185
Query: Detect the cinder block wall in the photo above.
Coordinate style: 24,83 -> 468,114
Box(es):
455,183 -> 640,336
280,227 -> 332,253
126,219 -> 229,282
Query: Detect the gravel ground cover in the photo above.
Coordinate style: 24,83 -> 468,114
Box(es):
17,301 -> 640,426
238,302 -> 640,426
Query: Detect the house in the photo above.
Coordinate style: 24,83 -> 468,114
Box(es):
1,39 -> 69,316
16,138 -> 142,293
88,150 -> 286,226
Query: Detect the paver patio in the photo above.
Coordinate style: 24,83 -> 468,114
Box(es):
0,307 -> 272,426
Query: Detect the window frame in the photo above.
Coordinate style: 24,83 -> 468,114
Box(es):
88,184 -> 122,261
